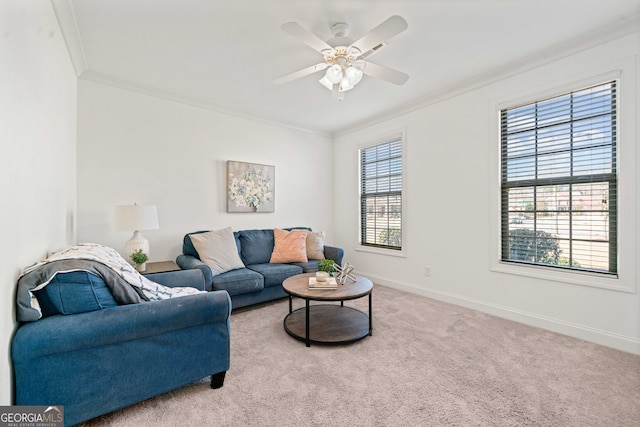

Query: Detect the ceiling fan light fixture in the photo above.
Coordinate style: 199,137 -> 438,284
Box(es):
276,16 -> 408,101
325,64 -> 343,84
345,65 -> 363,86
339,76 -> 354,92
318,75 -> 334,90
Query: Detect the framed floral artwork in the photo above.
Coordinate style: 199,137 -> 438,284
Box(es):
227,161 -> 275,213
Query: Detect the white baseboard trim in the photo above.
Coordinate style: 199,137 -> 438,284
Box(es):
365,273 -> 640,355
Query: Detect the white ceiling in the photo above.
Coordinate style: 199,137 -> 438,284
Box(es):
58,0 -> 640,135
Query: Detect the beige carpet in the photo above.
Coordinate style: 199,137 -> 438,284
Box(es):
83,285 -> 640,426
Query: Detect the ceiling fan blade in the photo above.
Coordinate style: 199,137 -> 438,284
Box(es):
273,63 -> 328,85
350,16 -> 408,54
281,22 -> 332,53
362,61 -> 409,85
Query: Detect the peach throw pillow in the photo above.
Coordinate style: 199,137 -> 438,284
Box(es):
270,228 -> 308,263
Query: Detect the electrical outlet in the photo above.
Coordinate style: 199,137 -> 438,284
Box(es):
424,266 -> 431,277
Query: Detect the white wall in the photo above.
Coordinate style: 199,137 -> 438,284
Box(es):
76,80 -> 334,262
0,1 -> 77,404
334,33 -> 639,354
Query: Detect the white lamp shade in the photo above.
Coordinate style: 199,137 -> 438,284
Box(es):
346,66 -> 363,86
115,205 -> 159,231
339,76 -> 354,92
325,64 -> 343,84
318,75 -> 334,90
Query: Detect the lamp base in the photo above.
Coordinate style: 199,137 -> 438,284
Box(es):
125,230 -> 149,263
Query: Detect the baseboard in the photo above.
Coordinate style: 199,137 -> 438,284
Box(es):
365,273 -> 640,355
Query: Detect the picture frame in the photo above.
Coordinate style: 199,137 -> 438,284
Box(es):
227,160 -> 275,213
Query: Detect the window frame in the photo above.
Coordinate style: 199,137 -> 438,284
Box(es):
357,131 -> 406,256
499,81 -> 618,276
489,68 -> 636,293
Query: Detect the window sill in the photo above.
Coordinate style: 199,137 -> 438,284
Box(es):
491,262 -> 633,293
355,245 -> 407,258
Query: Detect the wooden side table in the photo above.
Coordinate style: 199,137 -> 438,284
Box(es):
142,261 -> 181,274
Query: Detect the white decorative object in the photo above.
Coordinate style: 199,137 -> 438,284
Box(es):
316,271 -> 330,282
334,262 -> 357,285
115,204 -> 159,263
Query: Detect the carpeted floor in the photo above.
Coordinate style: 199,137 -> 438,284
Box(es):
83,285 -> 640,426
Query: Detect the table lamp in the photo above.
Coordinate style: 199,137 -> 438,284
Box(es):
115,204 -> 159,262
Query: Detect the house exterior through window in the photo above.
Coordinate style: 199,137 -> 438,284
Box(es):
360,137 -> 403,250
500,81 -> 617,275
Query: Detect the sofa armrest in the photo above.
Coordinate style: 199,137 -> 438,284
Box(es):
323,245 -> 344,266
176,254 -> 213,291
145,268 -> 205,291
13,291 -> 231,356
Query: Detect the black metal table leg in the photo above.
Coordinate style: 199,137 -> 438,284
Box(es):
305,298 -> 310,347
369,292 -> 372,336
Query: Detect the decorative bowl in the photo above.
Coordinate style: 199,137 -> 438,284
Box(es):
315,271 -> 330,282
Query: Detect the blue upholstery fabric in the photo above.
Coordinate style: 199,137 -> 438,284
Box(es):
34,271 -> 118,317
176,255 -> 214,291
144,268 -> 206,291
247,263 -> 303,287
290,260 -> 321,273
238,229 -> 274,265
12,273 -> 231,427
289,245 -> 344,272
230,284 -> 288,309
323,245 -> 344,267
178,228 -> 345,310
211,268 -> 263,295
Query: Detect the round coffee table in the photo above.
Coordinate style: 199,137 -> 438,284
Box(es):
282,273 -> 373,347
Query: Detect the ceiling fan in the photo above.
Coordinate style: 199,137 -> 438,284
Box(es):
273,15 -> 409,102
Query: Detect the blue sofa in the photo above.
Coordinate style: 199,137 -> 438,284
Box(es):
12,266 -> 231,427
176,228 -> 344,309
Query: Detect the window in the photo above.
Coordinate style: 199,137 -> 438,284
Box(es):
360,137 -> 403,250
500,81 -> 617,275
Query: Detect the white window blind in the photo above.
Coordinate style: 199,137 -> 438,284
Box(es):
500,81 -> 617,274
360,138 -> 403,250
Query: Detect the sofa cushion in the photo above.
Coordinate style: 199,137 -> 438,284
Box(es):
238,229 -> 274,265
189,227 -> 245,276
290,260 -> 321,273
247,263 -> 303,287
211,268 -> 264,296
270,228 -> 308,263
306,231 -> 326,260
184,230 -> 241,259
33,270 -> 118,317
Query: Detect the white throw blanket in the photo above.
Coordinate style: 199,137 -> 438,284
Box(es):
23,243 -> 203,300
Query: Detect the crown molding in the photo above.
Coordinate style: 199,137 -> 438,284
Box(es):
79,70 -> 332,138
335,13 -> 640,137
51,0 -> 88,76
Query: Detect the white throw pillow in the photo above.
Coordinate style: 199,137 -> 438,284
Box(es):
306,231 -> 326,260
189,227 -> 245,276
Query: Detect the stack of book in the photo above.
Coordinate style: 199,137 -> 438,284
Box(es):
308,277 -> 338,290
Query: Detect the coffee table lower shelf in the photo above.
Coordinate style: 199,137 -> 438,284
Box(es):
283,304 -> 370,346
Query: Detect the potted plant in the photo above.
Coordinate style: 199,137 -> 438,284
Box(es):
130,249 -> 149,272
317,259 -> 336,276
